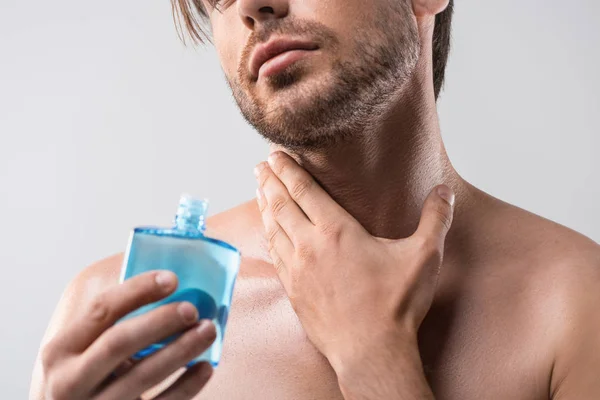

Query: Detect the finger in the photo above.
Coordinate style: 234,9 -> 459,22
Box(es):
255,164 -> 296,253
268,247 -> 292,293
256,186 -> 292,285
112,357 -> 139,377
79,301 -> 200,389
415,185 -> 456,247
152,362 -> 213,400
255,161 -> 312,240
92,357 -> 141,397
267,151 -> 352,226
93,320 -> 217,400
52,270 -> 178,354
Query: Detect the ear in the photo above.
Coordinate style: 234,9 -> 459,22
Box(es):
412,0 -> 450,18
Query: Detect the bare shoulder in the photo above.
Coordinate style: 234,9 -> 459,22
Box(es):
204,199 -> 273,278
524,216 -> 600,398
204,199 -> 266,258
505,200 -> 599,278
73,253 -> 124,296
39,254 -> 123,336
468,187 -> 599,271
472,190 -> 600,397
463,186 -> 600,335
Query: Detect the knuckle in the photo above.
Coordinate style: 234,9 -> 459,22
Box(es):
273,256 -> 286,274
267,226 -> 280,247
295,242 -> 316,265
86,294 -> 112,324
97,330 -> 132,359
269,196 -> 288,218
290,178 -> 312,201
258,170 -> 271,187
319,221 -> 343,244
272,157 -> 289,175
433,202 -> 453,231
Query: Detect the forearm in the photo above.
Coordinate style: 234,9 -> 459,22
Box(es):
333,335 -> 434,400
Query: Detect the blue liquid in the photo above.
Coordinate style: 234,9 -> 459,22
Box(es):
119,226 -> 241,367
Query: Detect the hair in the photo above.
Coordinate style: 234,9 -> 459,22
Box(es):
170,0 -> 454,99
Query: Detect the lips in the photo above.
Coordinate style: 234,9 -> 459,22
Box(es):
249,38 -> 319,80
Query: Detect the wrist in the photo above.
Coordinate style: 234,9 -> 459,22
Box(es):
333,332 -> 432,400
330,328 -> 420,384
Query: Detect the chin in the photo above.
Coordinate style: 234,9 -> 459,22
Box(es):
234,63 -> 349,149
262,80 -> 327,119
262,66 -> 330,102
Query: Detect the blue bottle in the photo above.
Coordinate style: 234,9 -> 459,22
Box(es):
118,194 -> 241,367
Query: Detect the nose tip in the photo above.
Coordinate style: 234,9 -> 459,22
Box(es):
243,7 -> 273,29
239,1 -> 288,30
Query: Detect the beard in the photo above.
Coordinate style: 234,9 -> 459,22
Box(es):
225,1 -> 420,151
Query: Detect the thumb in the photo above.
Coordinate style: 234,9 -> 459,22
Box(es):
415,185 -> 456,246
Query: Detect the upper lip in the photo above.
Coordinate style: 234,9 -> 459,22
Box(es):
249,37 -> 319,79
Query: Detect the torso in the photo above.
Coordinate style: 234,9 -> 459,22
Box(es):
194,263 -> 550,400
91,188 -> 597,400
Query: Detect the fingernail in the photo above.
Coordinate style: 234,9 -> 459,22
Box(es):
155,271 -> 176,289
267,153 -> 278,168
178,302 -> 199,323
437,186 -> 455,206
196,320 -> 216,338
254,162 -> 266,178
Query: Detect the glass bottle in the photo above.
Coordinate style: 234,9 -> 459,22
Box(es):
118,194 -> 241,367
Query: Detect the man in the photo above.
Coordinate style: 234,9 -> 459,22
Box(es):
30,0 -> 600,399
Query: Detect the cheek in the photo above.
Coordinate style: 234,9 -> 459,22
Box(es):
215,43 -> 236,79
212,18 -> 247,79
317,0 -> 377,32
310,0 -> 379,55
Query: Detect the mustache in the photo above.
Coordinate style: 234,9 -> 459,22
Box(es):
238,17 -> 339,81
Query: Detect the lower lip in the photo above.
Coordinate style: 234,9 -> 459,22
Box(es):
258,49 -> 317,79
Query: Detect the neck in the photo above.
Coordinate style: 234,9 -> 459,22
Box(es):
270,48 -> 468,240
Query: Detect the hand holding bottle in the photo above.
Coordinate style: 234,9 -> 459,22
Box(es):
38,271 -> 216,400
254,151 -> 455,387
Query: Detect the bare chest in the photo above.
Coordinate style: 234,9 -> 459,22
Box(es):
194,276 -> 551,400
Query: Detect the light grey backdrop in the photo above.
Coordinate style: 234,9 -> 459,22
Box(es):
1,0 -> 598,397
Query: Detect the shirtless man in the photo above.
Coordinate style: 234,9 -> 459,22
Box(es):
30,0 -> 600,399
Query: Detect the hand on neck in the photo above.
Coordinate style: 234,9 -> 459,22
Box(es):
268,60 -> 466,241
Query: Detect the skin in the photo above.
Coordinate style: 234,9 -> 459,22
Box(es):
254,153 -> 457,399
30,0 -> 600,399
31,270 -> 219,399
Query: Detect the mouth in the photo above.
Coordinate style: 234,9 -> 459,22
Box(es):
250,38 -> 319,80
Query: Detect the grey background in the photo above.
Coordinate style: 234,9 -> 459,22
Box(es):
1,0 -> 598,397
